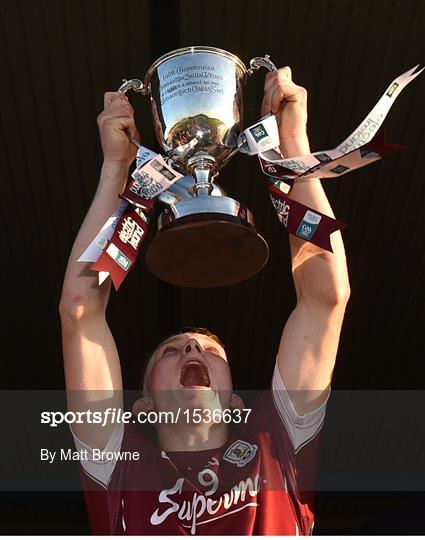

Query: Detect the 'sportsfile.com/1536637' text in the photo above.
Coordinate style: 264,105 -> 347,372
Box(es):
40,408 -> 252,427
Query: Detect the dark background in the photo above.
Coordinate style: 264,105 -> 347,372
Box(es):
0,0 -> 424,534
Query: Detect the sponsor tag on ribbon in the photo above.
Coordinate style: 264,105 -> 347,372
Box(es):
269,184 -> 346,252
91,205 -> 153,290
238,114 -> 281,155
122,145 -> 183,208
78,199 -> 129,264
129,154 -> 183,200
267,177 -> 293,194
135,145 -> 158,169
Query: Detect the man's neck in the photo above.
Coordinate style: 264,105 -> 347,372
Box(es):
156,422 -> 229,452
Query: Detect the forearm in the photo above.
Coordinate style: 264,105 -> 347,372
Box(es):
281,135 -> 350,304
60,161 -> 129,317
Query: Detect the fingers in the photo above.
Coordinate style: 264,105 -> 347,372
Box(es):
264,66 -> 292,93
103,91 -> 133,114
281,65 -> 292,81
98,92 -> 135,126
104,91 -> 116,108
104,91 -> 129,108
262,66 -> 307,114
97,114 -> 137,137
97,91 -> 140,164
270,86 -> 285,114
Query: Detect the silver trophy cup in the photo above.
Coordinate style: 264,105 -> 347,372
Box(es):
119,46 -> 277,287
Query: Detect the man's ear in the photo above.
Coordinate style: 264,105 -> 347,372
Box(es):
132,397 -> 155,416
230,393 -> 245,411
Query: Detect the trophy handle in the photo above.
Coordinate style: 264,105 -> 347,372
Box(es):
118,78 -> 147,95
247,55 -> 277,75
116,79 -> 147,148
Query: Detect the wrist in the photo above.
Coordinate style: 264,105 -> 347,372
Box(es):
100,160 -> 131,182
102,159 -> 131,171
279,132 -> 310,158
98,160 -> 130,193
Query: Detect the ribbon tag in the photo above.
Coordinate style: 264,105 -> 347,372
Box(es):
267,177 -> 293,194
269,184 -> 346,252
78,199 -> 129,263
238,114 -> 281,155
91,205 -> 153,290
135,145 -> 158,168
129,154 -> 183,200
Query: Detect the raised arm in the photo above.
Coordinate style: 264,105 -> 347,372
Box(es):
262,67 -> 351,414
59,92 -> 139,448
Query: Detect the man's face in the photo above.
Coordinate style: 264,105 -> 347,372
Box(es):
144,333 -> 233,417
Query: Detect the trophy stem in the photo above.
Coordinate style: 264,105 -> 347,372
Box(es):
188,155 -> 216,197
193,167 -> 213,196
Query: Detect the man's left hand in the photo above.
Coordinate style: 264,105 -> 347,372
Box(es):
261,66 -> 308,147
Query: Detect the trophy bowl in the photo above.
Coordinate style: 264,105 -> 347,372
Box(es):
119,46 -> 276,287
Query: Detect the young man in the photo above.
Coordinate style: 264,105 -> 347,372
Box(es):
59,66 -> 350,535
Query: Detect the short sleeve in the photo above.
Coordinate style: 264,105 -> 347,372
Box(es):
70,422 -> 125,487
271,364 -> 330,453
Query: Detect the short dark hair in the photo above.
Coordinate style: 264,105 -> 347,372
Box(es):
139,326 -> 225,390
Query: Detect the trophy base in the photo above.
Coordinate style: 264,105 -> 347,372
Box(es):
145,213 -> 269,288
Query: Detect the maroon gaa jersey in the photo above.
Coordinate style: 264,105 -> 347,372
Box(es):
71,366 -> 330,535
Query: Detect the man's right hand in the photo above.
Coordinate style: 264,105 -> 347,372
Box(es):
97,92 -> 140,167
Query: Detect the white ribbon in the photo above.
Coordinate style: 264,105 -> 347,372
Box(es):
259,65 -> 424,179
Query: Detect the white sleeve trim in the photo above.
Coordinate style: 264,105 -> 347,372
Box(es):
271,364 -> 330,453
70,422 -> 125,488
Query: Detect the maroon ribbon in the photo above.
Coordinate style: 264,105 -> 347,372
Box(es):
120,180 -> 157,212
268,184 -> 347,252
92,203 -> 155,290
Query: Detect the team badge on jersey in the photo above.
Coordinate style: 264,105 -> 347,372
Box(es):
223,440 -> 258,467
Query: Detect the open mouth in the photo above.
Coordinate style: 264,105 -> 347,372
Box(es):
180,361 -> 211,388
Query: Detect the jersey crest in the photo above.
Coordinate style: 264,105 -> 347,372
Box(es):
223,440 -> 258,468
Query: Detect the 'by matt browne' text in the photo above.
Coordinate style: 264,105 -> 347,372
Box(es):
40,448 -> 141,464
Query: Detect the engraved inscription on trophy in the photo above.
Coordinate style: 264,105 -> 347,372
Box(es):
159,64 -> 225,106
